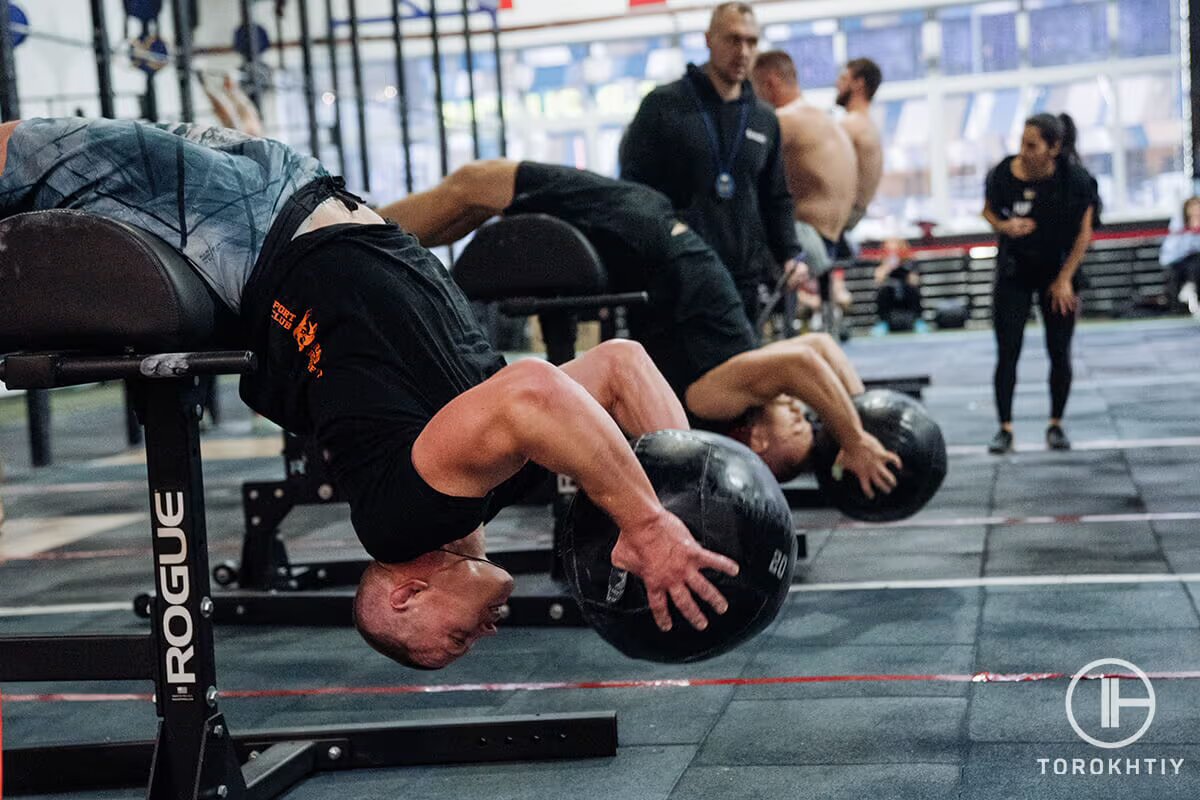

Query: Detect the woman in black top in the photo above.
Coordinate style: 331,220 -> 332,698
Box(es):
982,113 -> 1098,453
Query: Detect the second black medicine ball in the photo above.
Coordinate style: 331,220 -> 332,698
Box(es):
811,389 -> 947,522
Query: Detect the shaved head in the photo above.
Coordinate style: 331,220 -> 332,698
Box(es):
708,2 -> 755,34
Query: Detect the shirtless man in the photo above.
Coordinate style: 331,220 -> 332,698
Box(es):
835,58 -> 884,232
751,50 -> 857,277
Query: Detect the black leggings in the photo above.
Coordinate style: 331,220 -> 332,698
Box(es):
992,277 -> 1077,424
1167,253 -> 1200,293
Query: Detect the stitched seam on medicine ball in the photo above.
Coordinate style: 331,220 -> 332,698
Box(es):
698,441 -> 712,547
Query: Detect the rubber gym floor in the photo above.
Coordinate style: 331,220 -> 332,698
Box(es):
1,317 -> 1198,800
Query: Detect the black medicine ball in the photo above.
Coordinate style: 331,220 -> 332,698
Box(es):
811,389 -> 947,522
935,299 -> 970,329
561,430 -> 796,663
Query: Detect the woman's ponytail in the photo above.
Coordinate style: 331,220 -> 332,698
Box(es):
1056,113 -> 1080,166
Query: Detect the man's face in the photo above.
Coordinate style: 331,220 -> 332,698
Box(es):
756,395 -> 815,480
835,68 -> 855,108
706,10 -> 760,88
403,557 -> 514,668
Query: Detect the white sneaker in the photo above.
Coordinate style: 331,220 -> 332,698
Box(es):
1182,282 -> 1200,317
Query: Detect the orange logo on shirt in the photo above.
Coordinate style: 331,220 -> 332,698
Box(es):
306,343 -> 323,377
271,301 -> 324,378
271,300 -> 296,330
294,309 -> 318,351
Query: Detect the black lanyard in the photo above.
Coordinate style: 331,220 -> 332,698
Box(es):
684,77 -> 751,200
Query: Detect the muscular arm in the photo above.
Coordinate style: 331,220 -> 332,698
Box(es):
684,338 -> 865,448
557,339 -> 688,435
375,159 -> 518,247
686,337 -> 899,493
413,359 -> 661,520
414,358 -> 737,630
793,332 -> 864,396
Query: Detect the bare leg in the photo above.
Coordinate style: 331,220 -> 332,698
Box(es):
792,332 -> 864,395
201,83 -> 239,130
224,75 -> 264,137
375,159 -> 519,247
558,339 -> 688,435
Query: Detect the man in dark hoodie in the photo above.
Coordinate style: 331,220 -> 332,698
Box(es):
619,2 -> 803,327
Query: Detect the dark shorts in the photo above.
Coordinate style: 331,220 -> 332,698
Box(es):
633,227 -> 757,403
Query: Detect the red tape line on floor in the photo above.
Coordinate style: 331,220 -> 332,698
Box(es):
831,510 -> 1200,531
6,670 -> 1200,703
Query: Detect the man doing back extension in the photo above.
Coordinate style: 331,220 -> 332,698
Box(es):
377,160 -> 900,494
0,117 -> 738,669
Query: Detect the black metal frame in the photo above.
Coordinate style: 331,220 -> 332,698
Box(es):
90,0 -> 115,117
391,0 -> 415,192
323,0 -> 348,176
313,0 -> 500,193
0,349 -> 615,797
0,0 -> 19,122
239,0 -> 261,110
294,0 -> 321,157
489,5 -> 506,156
428,0 -> 450,178
171,0 -> 194,121
461,0 -> 480,160
346,0 -> 371,191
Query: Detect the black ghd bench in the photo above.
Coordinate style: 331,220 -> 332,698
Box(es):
0,210 -> 615,799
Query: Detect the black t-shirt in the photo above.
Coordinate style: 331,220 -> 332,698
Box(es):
506,162 -> 757,401
242,222 -> 504,439
239,223 -> 508,556
985,156 -> 1097,286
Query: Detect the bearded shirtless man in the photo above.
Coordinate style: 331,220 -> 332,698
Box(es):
835,58 -> 884,232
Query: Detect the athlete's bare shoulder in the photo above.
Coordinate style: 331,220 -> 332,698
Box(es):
841,110 -> 879,143
778,101 -> 839,145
